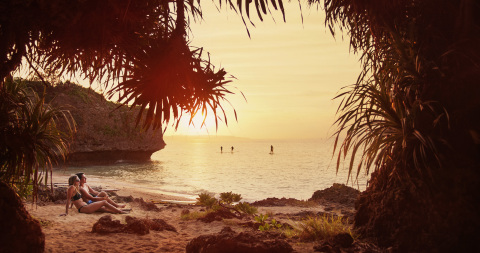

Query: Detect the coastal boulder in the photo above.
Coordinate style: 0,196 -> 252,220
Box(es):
29,81 -> 166,165
92,215 -> 149,235
125,216 -> 177,232
133,197 -> 163,212
0,181 -> 45,253
186,226 -> 293,253
309,183 -> 360,207
91,215 -> 128,234
38,186 -> 67,203
92,215 -> 176,235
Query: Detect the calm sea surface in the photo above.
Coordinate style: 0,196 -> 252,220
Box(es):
59,137 -> 370,202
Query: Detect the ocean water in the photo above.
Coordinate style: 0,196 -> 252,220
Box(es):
59,137 -> 370,202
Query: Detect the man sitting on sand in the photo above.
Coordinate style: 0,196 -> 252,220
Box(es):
61,175 -> 128,216
75,172 -> 126,209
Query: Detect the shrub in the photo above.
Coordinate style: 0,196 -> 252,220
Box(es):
254,213 -> 282,231
196,193 -> 218,209
219,191 -> 241,204
195,192 -> 257,216
297,214 -> 356,241
235,202 -> 257,215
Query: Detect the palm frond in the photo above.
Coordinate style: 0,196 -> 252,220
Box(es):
0,79 -> 75,201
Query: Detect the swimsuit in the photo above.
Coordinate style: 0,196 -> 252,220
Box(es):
71,192 -> 81,201
71,191 -> 88,212
87,193 -> 96,204
78,204 -> 88,213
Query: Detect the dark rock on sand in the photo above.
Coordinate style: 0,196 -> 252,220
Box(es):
38,186 -> 67,203
114,195 -> 135,203
125,216 -> 177,233
186,226 -> 293,253
92,215 -> 136,234
0,181 -> 45,253
92,215 -> 176,235
133,197 -> 163,212
198,208 -> 242,223
309,183 -> 360,207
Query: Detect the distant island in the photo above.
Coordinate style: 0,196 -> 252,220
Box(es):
28,80 -> 166,165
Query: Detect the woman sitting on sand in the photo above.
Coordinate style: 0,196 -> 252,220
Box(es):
75,172 -> 126,208
61,175 -> 127,216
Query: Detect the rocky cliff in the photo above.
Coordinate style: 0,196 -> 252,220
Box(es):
31,81 -> 166,165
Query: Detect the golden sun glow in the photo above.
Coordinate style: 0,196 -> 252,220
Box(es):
172,110 -> 224,136
162,1 -> 362,139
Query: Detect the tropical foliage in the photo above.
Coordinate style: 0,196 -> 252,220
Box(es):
311,0 -> 480,250
308,0 -> 480,185
0,78 -> 74,200
297,214 -> 355,241
254,213 -> 282,231
1,0 -> 286,132
195,192 -> 257,215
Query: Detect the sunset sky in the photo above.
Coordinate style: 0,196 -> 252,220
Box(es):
14,1 -> 362,140
166,1 -> 362,140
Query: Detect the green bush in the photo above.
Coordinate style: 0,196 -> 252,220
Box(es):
297,214 -> 356,241
219,191 -> 241,204
196,192 -> 257,216
196,193 -> 217,209
254,213 -> 282,231
235,202 -> 257,215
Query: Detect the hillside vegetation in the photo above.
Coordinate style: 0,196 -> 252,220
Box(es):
27,80 -> 166,165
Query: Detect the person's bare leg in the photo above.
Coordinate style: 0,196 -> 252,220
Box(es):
106,198 -> 126,208
79,201 -> 108,214
97,191 -> 108,197
98,191 -> 126,208
80,200 -> 125,214
101,201 -> 126,214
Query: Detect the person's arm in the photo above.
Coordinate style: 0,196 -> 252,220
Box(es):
61,187 -> 73,216
86,184 -> 99,196
79,187 -> 106,202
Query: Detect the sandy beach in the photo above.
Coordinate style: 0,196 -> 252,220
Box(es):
26,171 -> 361,253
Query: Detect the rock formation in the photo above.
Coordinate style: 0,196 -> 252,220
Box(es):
91,215 -> 176,235
186,226 -> 294,253
0,181 -> 45,253
309,183 -> 360,207
31,81 -> 166,165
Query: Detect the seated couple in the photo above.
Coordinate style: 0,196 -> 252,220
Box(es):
61,173 -> 129,216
